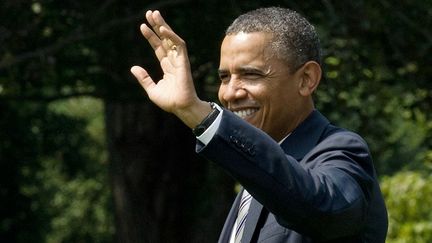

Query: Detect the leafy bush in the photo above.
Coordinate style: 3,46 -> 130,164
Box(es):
381,160 -> 432,243
16,97 -> 114,243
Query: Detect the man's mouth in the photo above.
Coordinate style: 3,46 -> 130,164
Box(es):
233,108 -> 259,119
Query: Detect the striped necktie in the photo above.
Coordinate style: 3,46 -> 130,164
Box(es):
234,190 -> 252,243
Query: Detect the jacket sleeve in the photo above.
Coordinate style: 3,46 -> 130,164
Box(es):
196,112 -> 377,240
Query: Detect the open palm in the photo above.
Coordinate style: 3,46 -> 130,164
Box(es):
131,10 -> 199,114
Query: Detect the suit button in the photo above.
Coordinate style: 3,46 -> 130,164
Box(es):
247,145 -> 255,156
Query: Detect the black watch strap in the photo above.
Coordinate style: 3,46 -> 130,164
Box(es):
192,102 -> 221,137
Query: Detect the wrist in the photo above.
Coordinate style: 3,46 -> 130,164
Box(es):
174,100 -> 213,129
192,102 -> 221,136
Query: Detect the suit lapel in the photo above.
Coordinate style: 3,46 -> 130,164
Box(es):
280,110 -> 330,160
218,191 -> 243,243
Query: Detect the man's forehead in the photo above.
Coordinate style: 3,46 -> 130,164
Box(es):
221,32 -> 272,56
223,31 -> 273,43
219,32 -> 277,68
226,31 -> 252,41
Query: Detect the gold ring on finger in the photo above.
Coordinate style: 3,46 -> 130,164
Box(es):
164,38 -> 177,51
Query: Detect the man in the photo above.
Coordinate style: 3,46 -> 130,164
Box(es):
131,7 -> 388,242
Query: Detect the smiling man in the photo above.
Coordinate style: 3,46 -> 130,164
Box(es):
131,7 -> 388,243
218,31 -> 316,142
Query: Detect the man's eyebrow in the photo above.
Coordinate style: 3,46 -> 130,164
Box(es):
238,66 -> 265,73
217,69 -> 228,74
218,66 -> 265,74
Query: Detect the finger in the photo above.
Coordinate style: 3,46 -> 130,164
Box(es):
159,26 -> 183,45
146,10 -> 184,54
130,66 -> 156,93
145,10 -> 159,35
159,26 -> 186,55
145,10 -> 173,38
139,24 -> 167,61
152,10 -> 173,32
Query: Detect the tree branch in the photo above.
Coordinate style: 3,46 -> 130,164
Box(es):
380,0 -> 432,44
0,0 -> 192,70
0,91 -> 102,103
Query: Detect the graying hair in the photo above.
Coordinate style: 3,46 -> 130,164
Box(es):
225,7 -> 322,72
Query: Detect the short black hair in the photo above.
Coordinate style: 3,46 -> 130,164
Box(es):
226,7 -> 322,71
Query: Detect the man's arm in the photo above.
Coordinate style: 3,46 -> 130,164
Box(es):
197,111 -> 378,240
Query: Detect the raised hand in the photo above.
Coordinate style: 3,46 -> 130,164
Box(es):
131,10 -> 210,128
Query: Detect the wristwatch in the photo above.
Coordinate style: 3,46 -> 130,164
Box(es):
192,102 -> 221,137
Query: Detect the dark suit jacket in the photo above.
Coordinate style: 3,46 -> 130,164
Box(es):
196,110 -> 388,242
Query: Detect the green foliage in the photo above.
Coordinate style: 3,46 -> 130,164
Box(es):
1,0 -> 431,242
21,158 -> 113,243
311,0 -> 432,175
0,97 -> 113,242
381,167 -> 432,242
42,97 -> 113,243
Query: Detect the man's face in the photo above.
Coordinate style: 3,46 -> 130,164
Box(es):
218,32 -> 307,141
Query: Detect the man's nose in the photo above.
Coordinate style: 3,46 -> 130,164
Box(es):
222,78 -> 247,101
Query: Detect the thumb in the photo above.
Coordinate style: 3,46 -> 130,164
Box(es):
130,66 -> 155,92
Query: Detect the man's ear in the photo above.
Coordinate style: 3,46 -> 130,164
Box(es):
298,61 -> 322,96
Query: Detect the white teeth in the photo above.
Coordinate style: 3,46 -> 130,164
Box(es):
233,109 -> 258,119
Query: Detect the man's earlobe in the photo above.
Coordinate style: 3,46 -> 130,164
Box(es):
299,61 -> 322,96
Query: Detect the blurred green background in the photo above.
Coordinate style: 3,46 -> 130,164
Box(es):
1,0 -> 431,242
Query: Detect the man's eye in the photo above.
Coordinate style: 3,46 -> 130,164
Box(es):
219,74 -> 230,82
244,72 -> 262,79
